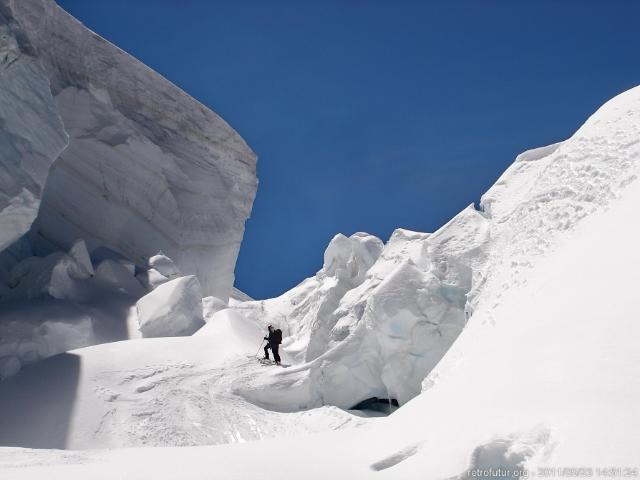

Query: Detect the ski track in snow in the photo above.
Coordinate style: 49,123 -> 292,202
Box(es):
370,443 -> 422,471
84,354 -> 369,448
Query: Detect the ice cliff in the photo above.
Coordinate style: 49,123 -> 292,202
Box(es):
0,2 -> 68,253
0,0 -> 257,300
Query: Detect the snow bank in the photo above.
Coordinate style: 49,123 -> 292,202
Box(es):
0,307 -> 371,449
202,285 -> 253,322
229,287 -> 254,305
202,296 -> 228,321
0,0 -> 257,300
136,276 -> 205,338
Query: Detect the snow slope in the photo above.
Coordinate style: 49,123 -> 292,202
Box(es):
223,86 -> 638,414
2,176 -> 638,477
0,0 -> 258,299
0,86 -> 640,479
0,307 -> 371,450
0,66 -> 639,480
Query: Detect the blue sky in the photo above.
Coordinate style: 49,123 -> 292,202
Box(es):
58,0 -> 640,299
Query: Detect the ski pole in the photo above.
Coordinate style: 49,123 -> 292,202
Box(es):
255,339 -> 265,357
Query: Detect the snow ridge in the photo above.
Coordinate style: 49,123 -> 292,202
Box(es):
227,86 -> 640,413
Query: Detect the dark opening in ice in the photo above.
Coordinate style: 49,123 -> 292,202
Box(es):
351,397 -> 399,414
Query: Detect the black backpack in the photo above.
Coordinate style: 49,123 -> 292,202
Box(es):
274,328 -> 283,344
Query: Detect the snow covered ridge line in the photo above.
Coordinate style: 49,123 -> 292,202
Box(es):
0,0 -> 258,300
229,85 -> 640,413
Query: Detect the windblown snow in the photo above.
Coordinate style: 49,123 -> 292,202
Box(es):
1,1 -> 639,478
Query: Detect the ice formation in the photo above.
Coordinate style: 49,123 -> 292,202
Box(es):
232,218 -> 489,409
2,79 -> 634,480
3,240 -> 98,302
0,0 -> 257,300
0,0 -> 638,474
148,253 -> 181,280
136,275 -> 205,338
136,252 -> 182,290
0,0 -> 258,378
0,2 -> 68,252
229,287 -> 254,304
66,239 -> 94,280
0,236 -> 143,377
226,86 -> 640,413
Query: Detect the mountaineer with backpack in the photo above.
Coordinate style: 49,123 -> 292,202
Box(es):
263,325 -> 282,365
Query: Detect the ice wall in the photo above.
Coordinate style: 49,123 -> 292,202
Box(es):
231,86 -> 640,412
0,2 -> 68,253
233,220 -> 490,410
1,0 -> 257,299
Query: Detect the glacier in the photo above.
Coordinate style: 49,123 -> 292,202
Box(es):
225,83 -> 639,411
0,0 -> 258,379
0,2 -> 68,253
136,275 -> 205,338
0,0 -> 639,477
1,80 -> 638,462
0,0 -> 257,301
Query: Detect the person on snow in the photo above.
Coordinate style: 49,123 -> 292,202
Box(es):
264,325 -> 282,365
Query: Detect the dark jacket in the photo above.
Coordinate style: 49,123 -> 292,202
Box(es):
266,329 -> 282,345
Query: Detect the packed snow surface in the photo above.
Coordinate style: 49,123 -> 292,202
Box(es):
0,308 -> 371,450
